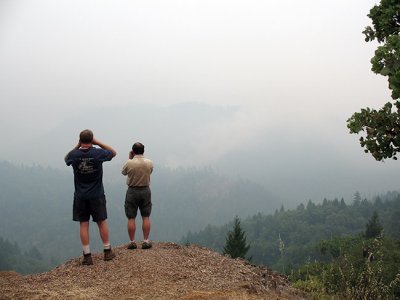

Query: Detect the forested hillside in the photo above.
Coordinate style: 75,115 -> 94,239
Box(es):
0,161 -> 280,274
0,237 -> 50,275
182,193 -> 400,271
3,159 -> 399,283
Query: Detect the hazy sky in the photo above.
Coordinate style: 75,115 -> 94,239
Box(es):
1,0 -> 398,203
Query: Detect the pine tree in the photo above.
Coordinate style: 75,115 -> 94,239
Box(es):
354,191 -> 362,206
223,216 -> 250,259
365,211 -> 383,239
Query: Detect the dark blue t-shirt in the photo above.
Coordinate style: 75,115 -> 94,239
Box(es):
65,147 -> 114,200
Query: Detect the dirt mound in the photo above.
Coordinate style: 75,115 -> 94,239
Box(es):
0,242 -> 306,299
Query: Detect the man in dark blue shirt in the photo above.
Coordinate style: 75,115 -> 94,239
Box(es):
65,129 -> 117,265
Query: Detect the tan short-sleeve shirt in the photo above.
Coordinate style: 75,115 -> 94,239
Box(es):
122,155 -> 153,187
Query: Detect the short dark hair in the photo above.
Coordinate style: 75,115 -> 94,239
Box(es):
132,142 -> 144,155
80,129 -> 93,144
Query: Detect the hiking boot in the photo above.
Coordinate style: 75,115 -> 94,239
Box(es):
142,241 -> 152,249
82,253 -> 93,265
127,242 -> 137,250
104,248 -> 116,261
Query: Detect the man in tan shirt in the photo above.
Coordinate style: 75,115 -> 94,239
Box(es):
122,142 -> 154,249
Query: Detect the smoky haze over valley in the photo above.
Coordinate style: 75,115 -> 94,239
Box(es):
1,0 -> 399,204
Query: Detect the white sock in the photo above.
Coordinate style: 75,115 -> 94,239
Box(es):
130,240 -> 135,243
83,245 -> 90,254
143,239 -> 149,243
104,244 -> 111,250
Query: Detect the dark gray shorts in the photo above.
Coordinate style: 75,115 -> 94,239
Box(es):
125,186 -> 152,219
73,195 -> 107,222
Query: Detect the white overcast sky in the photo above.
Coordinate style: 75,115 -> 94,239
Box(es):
1,0 -> 397,202
0,1 -> 386,114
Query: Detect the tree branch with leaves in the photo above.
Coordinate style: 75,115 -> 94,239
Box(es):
347,0 -> 400,160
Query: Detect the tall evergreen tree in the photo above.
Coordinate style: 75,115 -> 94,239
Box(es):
223,216 -> 250,259
354,191 -> 362,206
365,211 -> 383,239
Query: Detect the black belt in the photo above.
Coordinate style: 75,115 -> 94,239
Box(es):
129,186 -> 149,189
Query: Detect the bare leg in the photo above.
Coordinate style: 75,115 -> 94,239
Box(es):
127,218 -> 136,241
142,217 -> 151,240
80,221 -> 90,246
97,220 -> 110,245
80,221 -> 93,264
98,220 -> 115,260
